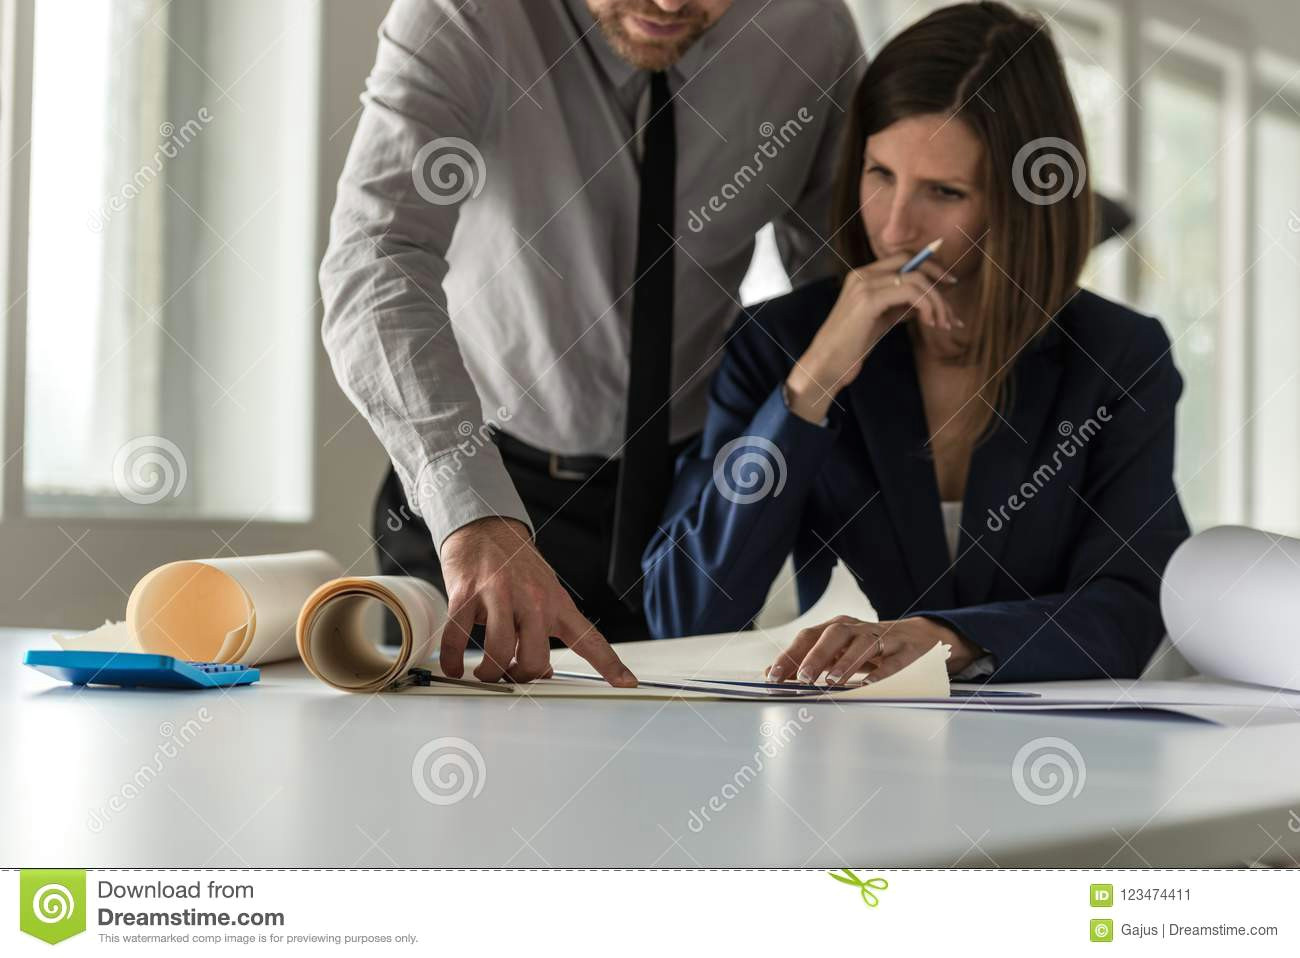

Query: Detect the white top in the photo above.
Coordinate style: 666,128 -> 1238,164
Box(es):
940,499 -> 998,681
941,500 -> 962,561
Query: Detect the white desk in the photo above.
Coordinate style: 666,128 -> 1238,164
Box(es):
5,626 -> 1300,868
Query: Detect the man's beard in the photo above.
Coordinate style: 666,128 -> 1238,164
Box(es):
592,2 -> 715,71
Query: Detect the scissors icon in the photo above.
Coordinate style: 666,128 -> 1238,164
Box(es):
828,868 -> 889,906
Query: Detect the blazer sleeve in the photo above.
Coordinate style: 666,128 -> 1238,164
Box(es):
641,312 -> 840,638
916,316 -> 1192,681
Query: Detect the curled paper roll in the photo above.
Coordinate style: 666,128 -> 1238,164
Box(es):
296,576 -> 449,692
127,551 -> 344,665
58,551 -> 344,665
1161,525 -> 1300,691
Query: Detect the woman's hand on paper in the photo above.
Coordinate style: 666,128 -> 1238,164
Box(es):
784,254 -> 960,423
438,517 -> 638,687
764,615 -> 979,685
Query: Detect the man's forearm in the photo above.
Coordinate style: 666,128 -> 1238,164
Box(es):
318,0 -> 527,555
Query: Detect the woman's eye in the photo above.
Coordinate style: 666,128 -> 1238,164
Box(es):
934,185 -> 965,200
866,165 -> 892,180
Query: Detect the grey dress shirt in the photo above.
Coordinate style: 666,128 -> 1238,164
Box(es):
319,0 -> 865,552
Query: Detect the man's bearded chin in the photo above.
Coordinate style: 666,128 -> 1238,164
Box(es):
594,2 -> 714,71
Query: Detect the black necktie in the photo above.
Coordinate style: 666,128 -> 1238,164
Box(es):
607,71 -> 676,607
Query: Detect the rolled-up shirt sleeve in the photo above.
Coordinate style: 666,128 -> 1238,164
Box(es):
318,0 -> 531,553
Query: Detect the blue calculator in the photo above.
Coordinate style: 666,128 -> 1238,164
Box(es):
24,650 -> 260,689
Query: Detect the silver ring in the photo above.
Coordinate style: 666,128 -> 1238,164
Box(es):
892,274 -> 902,287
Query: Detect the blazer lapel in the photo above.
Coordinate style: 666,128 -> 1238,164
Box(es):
846,325 -> 956,609
957,323 -> 1066,606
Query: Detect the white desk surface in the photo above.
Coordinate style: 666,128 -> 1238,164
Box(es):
5,626 -> 1300,868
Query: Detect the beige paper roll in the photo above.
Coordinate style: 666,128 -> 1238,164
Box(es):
125,551 -> 345,665
59,550 -> 344,665
296,576 -> 449,692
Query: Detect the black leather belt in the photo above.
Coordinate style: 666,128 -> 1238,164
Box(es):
494,431 -> 613,482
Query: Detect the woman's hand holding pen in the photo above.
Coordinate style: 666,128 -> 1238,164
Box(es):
784,251 -> 960,424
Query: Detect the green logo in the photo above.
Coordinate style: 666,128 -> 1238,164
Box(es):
827,869 -> 888,907
1090,918 -> 1113,942
19,870 -> 86,944
1090,883 -> 1113,906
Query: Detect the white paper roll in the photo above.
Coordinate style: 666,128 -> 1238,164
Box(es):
1161,525 -> 1300,691
296,575 -> 449,692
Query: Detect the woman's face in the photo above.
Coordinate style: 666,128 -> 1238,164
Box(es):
860,113 -> 987,287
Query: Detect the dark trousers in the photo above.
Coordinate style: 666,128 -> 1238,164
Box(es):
372,432 -> 694,647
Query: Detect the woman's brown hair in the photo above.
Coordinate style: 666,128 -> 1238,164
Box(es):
832,1 -> 1094,449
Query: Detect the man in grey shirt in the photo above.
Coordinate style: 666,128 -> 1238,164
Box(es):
320,0 -> 864,686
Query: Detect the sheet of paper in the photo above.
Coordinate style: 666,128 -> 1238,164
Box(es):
52,620 -> 135,653
400,644 -> 949,701
861,699 -> 1299,728
950,676 -> 1300,711
539,642 -> 952,699
869,675 -> 1300,725
548,559 -> 878,677
397,563 -> 952,699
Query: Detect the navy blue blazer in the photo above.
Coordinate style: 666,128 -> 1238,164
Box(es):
642,276 -> 1192,682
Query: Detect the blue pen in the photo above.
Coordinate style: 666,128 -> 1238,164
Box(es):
899,237 -> 943,274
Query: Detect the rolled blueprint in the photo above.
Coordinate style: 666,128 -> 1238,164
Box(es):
296,576 -> 449,692
55,551 -> 345,666
1161,525 -> 1300,691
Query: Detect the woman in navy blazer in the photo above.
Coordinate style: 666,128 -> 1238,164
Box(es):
642,2 -> 1191,684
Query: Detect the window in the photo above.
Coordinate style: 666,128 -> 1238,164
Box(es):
1139,54 -> 1231,531
1249,68 -> 1300,534
1042,2 -> 1127,298
20,0 -> 317,521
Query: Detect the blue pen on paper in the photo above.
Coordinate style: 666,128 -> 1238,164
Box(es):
899,237 -> 943,274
